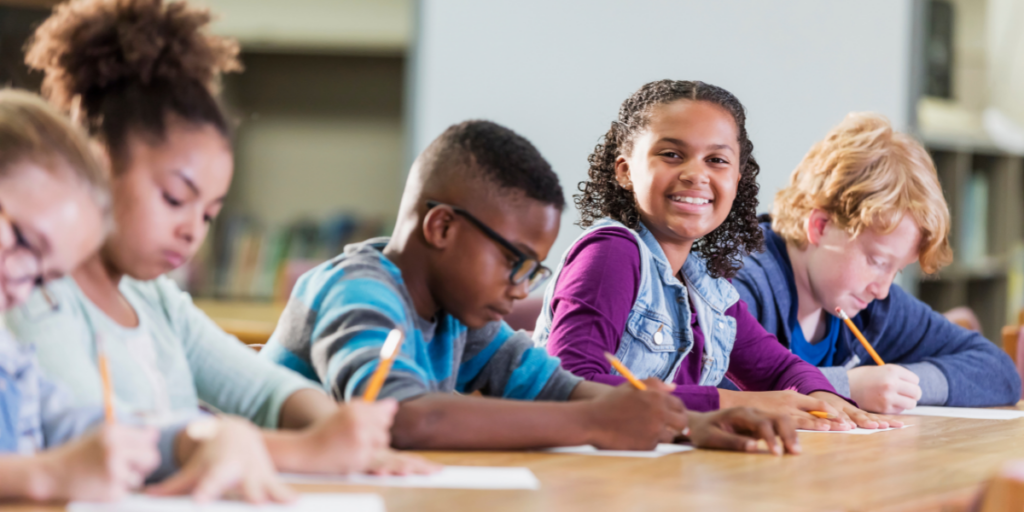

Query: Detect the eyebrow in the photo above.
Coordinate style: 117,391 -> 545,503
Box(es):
658,138 -> 736,154
174,170 -> 201,196
173,170 -> 227,204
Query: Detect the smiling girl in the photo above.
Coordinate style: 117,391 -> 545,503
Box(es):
534,80 -> 892,431
6,0 -> 432,476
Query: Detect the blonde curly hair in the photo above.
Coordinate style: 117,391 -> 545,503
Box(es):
771,112 -> 952,274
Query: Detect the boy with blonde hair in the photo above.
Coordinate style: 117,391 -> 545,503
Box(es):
735,113 -> 1020,413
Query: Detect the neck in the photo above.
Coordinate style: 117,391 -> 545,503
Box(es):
785,242 -> 823,323
382,231 -> 439,323
72,251 -> 124,292
644,225 -> 693,276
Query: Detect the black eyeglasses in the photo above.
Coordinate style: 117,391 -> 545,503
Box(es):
0,206 -> 58,311
426,201 -> 552,292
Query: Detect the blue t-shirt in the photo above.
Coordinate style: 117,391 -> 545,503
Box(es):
790,315 -> 840,367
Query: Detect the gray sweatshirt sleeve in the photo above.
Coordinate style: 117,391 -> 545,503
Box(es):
817,366 -> 851,398
902,361 -> 949,405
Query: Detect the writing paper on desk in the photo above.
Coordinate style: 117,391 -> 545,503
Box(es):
798,425 -> 913,435
544,443 -> 694,458
282,466 -> 539,490
900,406 -> 1024,420
68,493 -> 384,512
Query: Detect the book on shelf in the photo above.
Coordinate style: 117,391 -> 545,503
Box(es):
181,213 -> 388,302
959,171 -> 989,265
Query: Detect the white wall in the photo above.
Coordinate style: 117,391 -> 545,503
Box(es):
410,0 -> 917,266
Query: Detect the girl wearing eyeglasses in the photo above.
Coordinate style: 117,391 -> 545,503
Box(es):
7,0 -> 433,480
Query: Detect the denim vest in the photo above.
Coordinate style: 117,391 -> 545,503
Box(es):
534,219 -> 739,386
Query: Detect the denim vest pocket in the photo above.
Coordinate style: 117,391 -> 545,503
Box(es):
617,311 -> 677,381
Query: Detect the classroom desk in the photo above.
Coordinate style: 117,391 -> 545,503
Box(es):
8,411 -> 1024,512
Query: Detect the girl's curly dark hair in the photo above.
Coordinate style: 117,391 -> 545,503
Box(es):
576,80 -> 763,279
24,0 -> 241,173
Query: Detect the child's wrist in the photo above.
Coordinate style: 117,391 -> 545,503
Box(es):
263,430 -> 312,474
24,454 -> 60,501
717,388 -> 740,409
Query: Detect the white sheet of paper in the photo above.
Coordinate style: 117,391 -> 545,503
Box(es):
543,443 -> 695,458
899,406 -> 1024,420
68,493 -> 384,512
798,424 -> 913,435
281,466 -> 539,490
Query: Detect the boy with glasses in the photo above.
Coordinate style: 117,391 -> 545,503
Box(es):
261,120 -> 801,452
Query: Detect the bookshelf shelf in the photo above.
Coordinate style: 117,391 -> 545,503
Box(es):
917,140 -> 1024,343
193,299 -> 285,346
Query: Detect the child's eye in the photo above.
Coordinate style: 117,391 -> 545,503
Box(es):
203,214 -> 214,224
659,151 -> 681,159
708,157 -> 729,165
162,192 -> 183,207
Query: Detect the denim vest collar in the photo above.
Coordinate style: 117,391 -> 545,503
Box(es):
634,222 -> 739,313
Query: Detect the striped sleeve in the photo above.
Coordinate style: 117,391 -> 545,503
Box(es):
458,321 -> 582,401
307,266 -> 431,402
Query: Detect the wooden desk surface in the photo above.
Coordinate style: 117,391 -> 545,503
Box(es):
8,412 -> 1024,512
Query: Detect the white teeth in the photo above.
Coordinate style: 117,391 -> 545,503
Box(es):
671,196 -> 711,205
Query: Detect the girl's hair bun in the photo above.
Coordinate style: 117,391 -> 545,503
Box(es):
26,0 -> 241,113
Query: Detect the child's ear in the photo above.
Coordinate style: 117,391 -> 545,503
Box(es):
613,155 -> 633,191
805,209 -> 829,246
421,205 -> 456,249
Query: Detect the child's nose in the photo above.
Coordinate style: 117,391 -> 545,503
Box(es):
677,161 -> 711,185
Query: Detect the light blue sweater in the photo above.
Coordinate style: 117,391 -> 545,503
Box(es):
5,276 -> 317,429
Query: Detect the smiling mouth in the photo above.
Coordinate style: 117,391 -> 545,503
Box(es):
669,195 -> 713,205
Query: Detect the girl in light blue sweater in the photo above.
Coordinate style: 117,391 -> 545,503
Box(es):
8,0 -> 433,481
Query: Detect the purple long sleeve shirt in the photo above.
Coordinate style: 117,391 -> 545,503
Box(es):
546,228 -> 839,411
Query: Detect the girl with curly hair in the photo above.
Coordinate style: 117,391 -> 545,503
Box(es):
6,0 -> 434,498
534,80 -> 894,432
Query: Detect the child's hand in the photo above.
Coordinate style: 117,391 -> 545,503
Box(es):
364,449 -> 442,476
809,391 -> 902,430
35,424 -> 160,502
147,416 -> 295,504
847,365 -> 922,413
685,408 -> 800,456
287,399 -> 397,474
587,378 -> 688,450
718,388 -> 842,431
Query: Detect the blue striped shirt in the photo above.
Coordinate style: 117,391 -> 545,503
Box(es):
260,238 -> 582,402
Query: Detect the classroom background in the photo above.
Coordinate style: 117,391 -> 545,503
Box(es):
2,0 -> 1023,348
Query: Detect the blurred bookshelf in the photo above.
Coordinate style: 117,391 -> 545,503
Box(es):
917,139 -> 1024,342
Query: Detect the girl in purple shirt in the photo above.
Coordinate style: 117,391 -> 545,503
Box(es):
534,80 -> 895,432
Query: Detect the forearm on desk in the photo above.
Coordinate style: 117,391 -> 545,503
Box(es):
391,393 -> 596,450
0,456 -> 49,501
277,388 -> 338,430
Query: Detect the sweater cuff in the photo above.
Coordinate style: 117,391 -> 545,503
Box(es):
903,362 -> 949,406
818,366 -> 851,398
536,368 -> 585,401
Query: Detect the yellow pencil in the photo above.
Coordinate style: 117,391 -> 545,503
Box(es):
363,329 -> 405,402
96,334 -> 116,424
835,307 -> 886,366
604,352 -> 647,391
